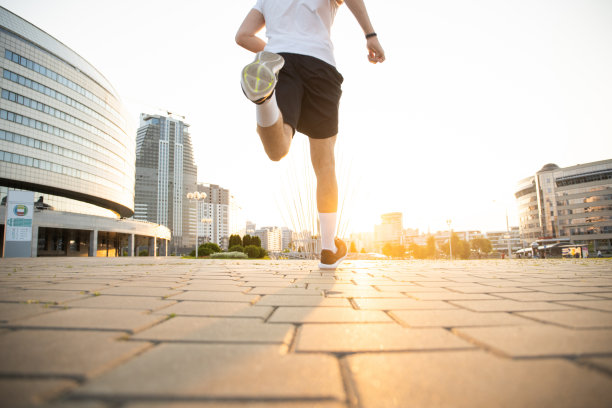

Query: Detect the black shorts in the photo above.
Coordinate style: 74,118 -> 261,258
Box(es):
276,53 -> 343,139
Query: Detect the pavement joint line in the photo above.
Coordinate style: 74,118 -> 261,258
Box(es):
0,372 -> 86,383
348,298 -> 359,310
449,327 -> 513,359
286,324 -> 300,353
64,394 -> 346,404
338,355 -> 361,408
571,356 -> 612,378
383,310 -> 408,327
263,306 -> 279,323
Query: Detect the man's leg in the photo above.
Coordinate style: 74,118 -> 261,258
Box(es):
257,108 -> 293,162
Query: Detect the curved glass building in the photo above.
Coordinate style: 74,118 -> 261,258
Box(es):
0,6 -> 169,256
515,160 -> 612,254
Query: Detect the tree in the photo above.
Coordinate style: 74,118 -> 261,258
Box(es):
251,236 -> 261,247
202,242 -> 221,253
228,245 -> 244,253
244,245 -> 265,258
471,238 -> 492,254
409,242 -> 426,259
426,235 -> 437,259
360,248 -> 366,253
243,234 -> 252,247
383,243 -> 405,258
349,241 -> 357,253
229,234 -> 242,248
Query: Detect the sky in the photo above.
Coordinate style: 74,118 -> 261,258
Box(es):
1,0 -> 611,235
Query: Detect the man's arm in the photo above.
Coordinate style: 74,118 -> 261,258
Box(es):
236,9 -> 266,53
344,0 -> 385,63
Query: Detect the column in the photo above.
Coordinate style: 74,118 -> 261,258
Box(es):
89,230 -> 98,257
148,237 -> 157,257
128,234 -> 135,257
30,226 -> 38,258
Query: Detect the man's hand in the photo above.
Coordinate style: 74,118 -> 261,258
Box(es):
367,36 -> 385,64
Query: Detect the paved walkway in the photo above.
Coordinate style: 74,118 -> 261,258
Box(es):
0,258 -> 611,407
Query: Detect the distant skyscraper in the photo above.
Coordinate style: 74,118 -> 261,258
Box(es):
196,183 -> 229,249
134,113 -> 197,254
245,221 -> 256,235
255,226 -> 282,251
229,194 -> 246,237
281,227 -> 293,250
375,212 -> 403,248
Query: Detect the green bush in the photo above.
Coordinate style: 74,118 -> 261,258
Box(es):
138,249 -> 148,256
245,245 -> 264,258
211,251 -> 248,259
201,242 -> 221,253
258,247 -> 267,258
228,245 -> 244,253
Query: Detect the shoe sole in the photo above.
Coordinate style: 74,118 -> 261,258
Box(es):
241,52 -> 284,102
318,253 -> 347,270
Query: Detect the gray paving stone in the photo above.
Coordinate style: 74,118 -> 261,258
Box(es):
296,324 -> 472,352
450,285 -> 533,294
64,295 -> 176,311
249,287 -> 324,295
98,287 -> 182,297
151,301 -> 273,318
0,289 -> 89,304
269,306 -> 392,323
353,298 -> 457,310
325,288 -> 407,298
0,302 -> 59,323
347,351 -> 612,408
168,291 -> 260,303
75,344 -> 345,400
454,325 -> 612,357
24,282 -> 111,292
449,299 -> 575,312
391,309 -> 538,328
132,316 -> 293,343
0,330 -> 150,377
8,308 -> 166,333
516,309 -> 612,329
0,378 -> 77,408
182,283 -> 251,292
557,299 -> 612,312
255,294 -> 350,307
494,292 -> 601,302
526,285 -> 612,294
589,292 -> 612,299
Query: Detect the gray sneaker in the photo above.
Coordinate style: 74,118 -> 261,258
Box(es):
240,51 -> 285,104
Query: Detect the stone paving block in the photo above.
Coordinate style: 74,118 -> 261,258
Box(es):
24,282 -> 111,292
98,287 -> 182,297
296,323 -> 473,352
8,308 -> 166,333
589,292 -> 612,299
64,295 -> 176,311
454,325 -> 612,357
0,378 -> 77,408
255,294 -> 350,307
449,299 -> 575,312
526,285 -> 612,294
373,285 -> 443,292
241,281 -> 307,288
124,402 -> 345,408
353,298 -> 457,311
152,301 -> 272,318
74,344 -> 345,400
268,306 -> 392,323
346,351 -> 612,408
493,291 -> 600,302
406,292 -> 499,301
557,299 -> 612,312
0,289 -> 89,304
449,285 -> 533,294
118,281 -> 188,288
516,310 -> 612,329
168,291 -> 260,303
132,316 -> 293,343
325,288 -> 406,298
0,330 -> 150,377
249,287 -> 324,296
181,283 -> 251,292
0,302 -> 58,323
391,309 -> 538,328
579,356 -> 612,374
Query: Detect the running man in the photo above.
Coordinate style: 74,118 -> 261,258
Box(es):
236,0 -> 385,269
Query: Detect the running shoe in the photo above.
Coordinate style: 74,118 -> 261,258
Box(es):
319,238 -> 348,269
240,51 -> 285,104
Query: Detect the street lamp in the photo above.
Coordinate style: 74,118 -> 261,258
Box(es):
446,219 -> 453,261
186,192 -> 207,258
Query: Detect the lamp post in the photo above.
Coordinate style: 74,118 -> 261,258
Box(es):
186,192 -> 207,258
446,219 -> 453,261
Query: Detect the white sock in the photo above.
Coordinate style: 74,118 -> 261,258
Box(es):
256,92 -> 280,127
319,212 -> 337,251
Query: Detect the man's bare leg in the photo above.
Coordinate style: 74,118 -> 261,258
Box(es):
257,115 -> 293,162
309,136 -> 338,213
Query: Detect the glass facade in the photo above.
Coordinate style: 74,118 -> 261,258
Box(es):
515,161 -> 612,253
0,8 -> 134,217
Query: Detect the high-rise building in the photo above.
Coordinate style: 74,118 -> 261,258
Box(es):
515,160 -> 612,253
0,7 -> 169,257
196,183 -> 229,249
375,212 -> 403,249
254,226 -> 282,251
134,113 -> 197,254
245,221 -> 256,235
229,194 -> 246,237
281,227 -> 293,250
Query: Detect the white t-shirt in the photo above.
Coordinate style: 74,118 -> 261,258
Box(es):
253,0 -> 340,67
